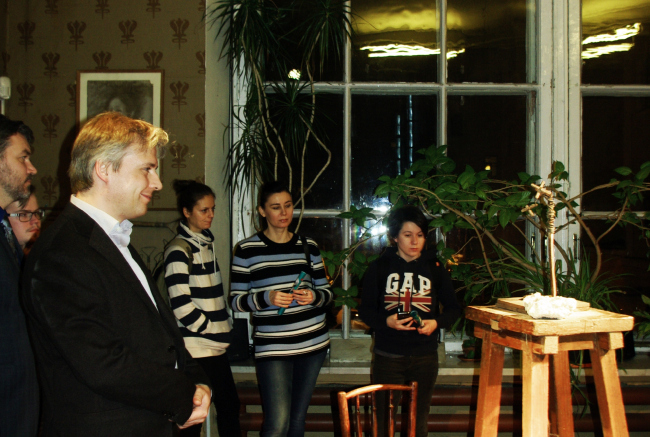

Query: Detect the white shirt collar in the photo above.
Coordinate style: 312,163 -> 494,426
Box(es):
70,195 -> 121,239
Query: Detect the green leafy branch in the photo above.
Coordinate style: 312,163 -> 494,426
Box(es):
323,144 -> 650,326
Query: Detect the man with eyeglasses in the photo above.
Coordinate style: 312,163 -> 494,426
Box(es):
0,114 -> 39,437
6,187 -> 43,254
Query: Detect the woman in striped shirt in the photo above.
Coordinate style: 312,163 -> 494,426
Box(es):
164,180 -> 240,437
230,181 -> 333,437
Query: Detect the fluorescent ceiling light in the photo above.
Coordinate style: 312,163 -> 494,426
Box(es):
582,43 -> 634,59
581,23 -> 640,59
361,44 -> 464,59
582,23 -> 641,45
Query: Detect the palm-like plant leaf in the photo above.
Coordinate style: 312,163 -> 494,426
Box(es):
207,0 -> 287,75
557,249 -> 622,312
267,78 -> 315,160
293,0 -> 353,73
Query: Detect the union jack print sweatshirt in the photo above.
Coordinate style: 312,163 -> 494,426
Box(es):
359,247 -> 461,356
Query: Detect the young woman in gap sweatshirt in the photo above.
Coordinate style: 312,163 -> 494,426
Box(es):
359,205 -> 461,437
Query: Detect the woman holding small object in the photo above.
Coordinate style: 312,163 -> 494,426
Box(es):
230,181 -> 333,437
359,205 -> 461,437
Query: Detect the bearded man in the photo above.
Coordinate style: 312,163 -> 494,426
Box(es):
0,114 -> 40,437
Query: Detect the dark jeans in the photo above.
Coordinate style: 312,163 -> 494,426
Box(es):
178,354 -> 241,437
256,349 -> 328,437
372,353 -> 439,437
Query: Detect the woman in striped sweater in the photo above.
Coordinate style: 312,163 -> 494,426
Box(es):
164,180 -> 240,437
230,181 -> 333,437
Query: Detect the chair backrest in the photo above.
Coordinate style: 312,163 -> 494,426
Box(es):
337,381 -> 417,437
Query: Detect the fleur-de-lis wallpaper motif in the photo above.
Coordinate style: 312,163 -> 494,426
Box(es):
18,21 -> 36,50
169,143 -> 189,173
95,0 -> 110,19
119,20 -> 137,46
195,113 -> 205,137
170,18 -> 190,49
42,52 -> 60,79
146,0 -> 161,18
196,51 -> 205,74
5,2 -> 207,212
17,83 -> 36,112
170,81 -> 189,112
67,21 -> 86,51
143,50 -> 163,69
41,114 -> 60,143
45,0 -> 59,14
1,52 -> 9,75
66,83 -> 76,107
41,175 -> 59,205
93,51 -> 112,70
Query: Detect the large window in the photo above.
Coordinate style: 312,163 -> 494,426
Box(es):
231,0 -> 650,335
580,0 -> 650,309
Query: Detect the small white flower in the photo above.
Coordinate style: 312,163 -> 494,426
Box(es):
288,69 -> 301,80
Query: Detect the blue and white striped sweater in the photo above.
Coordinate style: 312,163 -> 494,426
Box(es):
230,232 -> 332,360
164,223 -> 232,358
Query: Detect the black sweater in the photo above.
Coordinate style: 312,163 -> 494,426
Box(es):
358,247 -> 461,356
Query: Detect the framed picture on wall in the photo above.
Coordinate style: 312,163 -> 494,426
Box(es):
76,70 -> 164,127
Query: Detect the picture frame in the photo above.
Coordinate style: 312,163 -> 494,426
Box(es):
76,70 -> 164,127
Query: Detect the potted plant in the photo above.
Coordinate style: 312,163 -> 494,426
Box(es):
208,0 -> 353,231
323,144 -> 650,342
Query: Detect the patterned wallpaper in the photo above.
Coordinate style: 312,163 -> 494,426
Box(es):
1,0 -> 209,211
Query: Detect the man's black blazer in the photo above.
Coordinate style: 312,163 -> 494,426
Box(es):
0,219 -> 39,436
21,204 -> 209,437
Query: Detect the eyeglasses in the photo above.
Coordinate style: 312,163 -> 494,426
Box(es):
8,209 -> 45,222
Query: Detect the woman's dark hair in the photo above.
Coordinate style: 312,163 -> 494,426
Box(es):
257,180 -> 292,230
387,205 -> 429,240
172,179 -> 215,218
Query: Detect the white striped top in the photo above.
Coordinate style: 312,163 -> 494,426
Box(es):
164,222 -> 232,358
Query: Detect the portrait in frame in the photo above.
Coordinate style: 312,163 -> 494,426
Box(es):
76,70 -> 164,127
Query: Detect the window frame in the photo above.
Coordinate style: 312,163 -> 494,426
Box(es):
228,0 -> 650,337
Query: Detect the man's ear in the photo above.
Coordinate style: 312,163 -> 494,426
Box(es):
94,160 -> 111,184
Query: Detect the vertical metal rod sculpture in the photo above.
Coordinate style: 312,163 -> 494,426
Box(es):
523,181 -> 558,297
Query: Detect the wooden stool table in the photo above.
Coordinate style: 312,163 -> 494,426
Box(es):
465,304 -> 634,437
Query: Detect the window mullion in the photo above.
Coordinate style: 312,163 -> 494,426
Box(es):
567,0 -> 583,253
342,0 -> 353,339
547,0 -> 572,254
438,0 -> 447,148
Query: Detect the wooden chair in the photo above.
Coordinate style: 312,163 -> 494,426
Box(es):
337,381 -> 418,437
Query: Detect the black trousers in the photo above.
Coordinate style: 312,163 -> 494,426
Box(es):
179,354 -> 241,437
372,353 -> 439,437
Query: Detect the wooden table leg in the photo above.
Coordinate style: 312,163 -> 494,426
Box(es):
475,328 -> 505,437
590,341 -> 629,437
549,351 -> 574,437
522,339 -> 550,437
